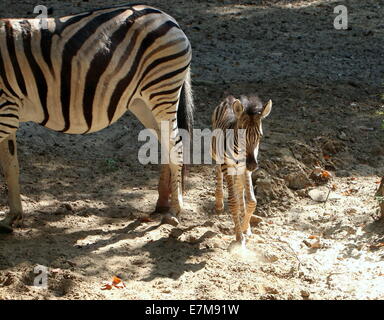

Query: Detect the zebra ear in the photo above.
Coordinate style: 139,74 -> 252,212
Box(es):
232,99 -> 244,118
261,99 -> 272,119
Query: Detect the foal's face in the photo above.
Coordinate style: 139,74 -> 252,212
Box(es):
232,96 -> 272,172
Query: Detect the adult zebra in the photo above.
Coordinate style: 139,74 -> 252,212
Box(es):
0,3 -> 193,233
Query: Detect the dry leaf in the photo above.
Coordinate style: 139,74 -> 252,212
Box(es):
303,238 -> 321,249
101,276 -> 126,290
310,167 -> 332,184
342,188 -> 358,196
101,283 -> 113,290
139,217 -> 154,223
112,276 -> 122,285
369,242 -> 384,250
320,170 -> 332,179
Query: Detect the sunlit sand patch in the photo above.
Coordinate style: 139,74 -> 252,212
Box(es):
227,241 -> 268,264
75,234 -> 115,249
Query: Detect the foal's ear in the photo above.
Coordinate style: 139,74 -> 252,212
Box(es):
261,99 -> 272,119
232,99 -> 244,118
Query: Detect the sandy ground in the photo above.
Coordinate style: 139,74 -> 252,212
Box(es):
1,0 -> 384,300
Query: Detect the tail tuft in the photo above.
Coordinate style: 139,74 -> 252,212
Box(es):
177,67 -> 194,192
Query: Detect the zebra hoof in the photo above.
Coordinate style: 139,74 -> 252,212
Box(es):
0,222 -> 13,234
243,228 -> 253,239
228,239 -> 247,253
161,213 -> 179,227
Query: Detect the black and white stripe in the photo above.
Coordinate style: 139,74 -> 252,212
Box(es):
0,4 -> 194,233
211,95 -> 272,246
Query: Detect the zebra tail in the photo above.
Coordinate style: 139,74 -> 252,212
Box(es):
177,67 -> 194,192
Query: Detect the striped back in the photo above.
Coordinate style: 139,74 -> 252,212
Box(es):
0,4 -> 191,137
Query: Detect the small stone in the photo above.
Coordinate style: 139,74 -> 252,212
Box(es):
308,188 -> 329,202
161,214 -> 179,227
64,203 -> 74,211
285,172 -> 311,190
338,131 -> 348,141
162,289 -> 171,294
301,290 -> 310,298
169,228 -> 183,238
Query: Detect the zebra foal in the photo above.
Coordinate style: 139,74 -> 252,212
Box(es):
211,95 -> 272,247
0,4 -> 193,233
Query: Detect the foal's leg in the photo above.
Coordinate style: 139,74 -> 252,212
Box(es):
241,170 -> 257,236
237,172 -> 246,223
224,167 -> 245,245
0,132 -> 23,233
214,165 -> 224,214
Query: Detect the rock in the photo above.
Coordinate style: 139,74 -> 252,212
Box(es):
338,131 -> 348,141
64,203 -> 74,212
301,290 -> 310,298
308,188 -> 329,202
284,171 -> 311,190
289,140 -> 322,167
255,176 -> 294,203
319,137 -> 345,154
169,228 -> 183,238
256,178 -> 274,196
252,169 -> 269,181
161,214 -> 179,227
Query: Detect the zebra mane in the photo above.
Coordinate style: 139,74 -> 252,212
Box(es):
0,19 -> 37,38
239,95 -> 264,116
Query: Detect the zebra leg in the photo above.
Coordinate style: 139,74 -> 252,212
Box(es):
157,117 -> 183,226
168,124 -> 183,218
0,133 -> 23,233
242,170 -> 257,237
214,165 -> 224,214
169,162 -> 183,216
224,168 -> 245,245
154,164 -> 171,213
237,173 -> 246,223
